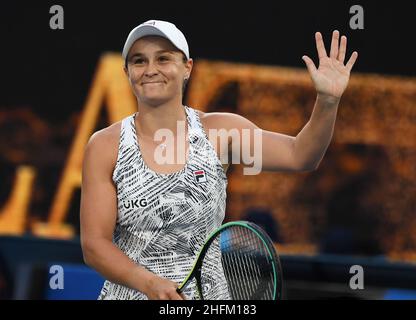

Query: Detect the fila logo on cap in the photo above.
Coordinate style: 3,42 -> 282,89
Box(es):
193,170 -> 207,183
143,20 -> 156,26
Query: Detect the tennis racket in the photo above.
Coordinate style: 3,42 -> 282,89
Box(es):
177,220 -> 283,300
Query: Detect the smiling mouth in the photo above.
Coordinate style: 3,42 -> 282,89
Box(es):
142,81 -> 164,85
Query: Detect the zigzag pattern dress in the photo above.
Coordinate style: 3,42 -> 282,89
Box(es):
98,106 -> 230,300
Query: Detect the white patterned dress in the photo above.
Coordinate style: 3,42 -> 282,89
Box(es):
98,106 -> 229,300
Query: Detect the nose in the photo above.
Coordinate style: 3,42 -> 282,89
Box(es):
143,60 -> 159,78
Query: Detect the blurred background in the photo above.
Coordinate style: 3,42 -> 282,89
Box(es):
1,0 -> 416,300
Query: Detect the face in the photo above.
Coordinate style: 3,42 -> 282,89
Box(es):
124,36 -> 193,107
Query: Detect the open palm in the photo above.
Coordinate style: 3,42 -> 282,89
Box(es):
302,30 -> 358,99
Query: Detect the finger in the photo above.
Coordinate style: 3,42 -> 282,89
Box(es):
175,285 -> 187,300
169,291 -> 184,300
338,35 -> 347,63
315,32 -> 327,59
346,51 -> 358,71
302,55 -> 317,76
168,286 -> 184,300
329,30 -> 340,59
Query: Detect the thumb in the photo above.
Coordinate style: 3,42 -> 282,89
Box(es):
302,55 -> 317,76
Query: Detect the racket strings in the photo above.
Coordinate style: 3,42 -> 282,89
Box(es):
201,225 -> 277,300
200,237 -> 232,299
225,228 -> 262,299
236,226 -> 274,300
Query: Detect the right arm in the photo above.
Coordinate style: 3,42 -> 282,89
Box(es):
80,128 -> 184,300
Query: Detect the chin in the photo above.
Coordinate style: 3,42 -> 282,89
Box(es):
139,95 -> 170,107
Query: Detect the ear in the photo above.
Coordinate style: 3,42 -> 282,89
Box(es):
184,58 -> 193,80
123,65 -> 129,76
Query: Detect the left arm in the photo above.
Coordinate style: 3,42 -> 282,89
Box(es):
293,94 -> 340,171
206,31 -> 358,174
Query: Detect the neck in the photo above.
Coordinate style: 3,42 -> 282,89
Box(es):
135,99 -> 187,139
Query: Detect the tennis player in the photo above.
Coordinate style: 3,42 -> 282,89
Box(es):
80,20 -> 357,300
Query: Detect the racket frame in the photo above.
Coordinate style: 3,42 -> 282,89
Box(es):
177,220 -> 283,300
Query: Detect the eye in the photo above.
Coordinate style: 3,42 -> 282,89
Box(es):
158,55 -> 170,62
134,58 -> 145,64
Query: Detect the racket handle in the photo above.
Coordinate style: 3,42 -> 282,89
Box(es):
176,283 -> 185,293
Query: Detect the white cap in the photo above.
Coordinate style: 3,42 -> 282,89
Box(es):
122,20 -> 190,60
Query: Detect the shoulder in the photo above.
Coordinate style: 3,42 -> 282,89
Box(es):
88,121 -> 121,150
84,120 -> 122,172
196,110 -> 259,131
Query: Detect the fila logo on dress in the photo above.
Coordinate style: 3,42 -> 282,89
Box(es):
193,170 -> 207,183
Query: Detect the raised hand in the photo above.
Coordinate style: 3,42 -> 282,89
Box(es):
302,30 -> 358,99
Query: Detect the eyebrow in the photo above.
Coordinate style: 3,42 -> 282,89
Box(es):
128,50 -> 175,60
